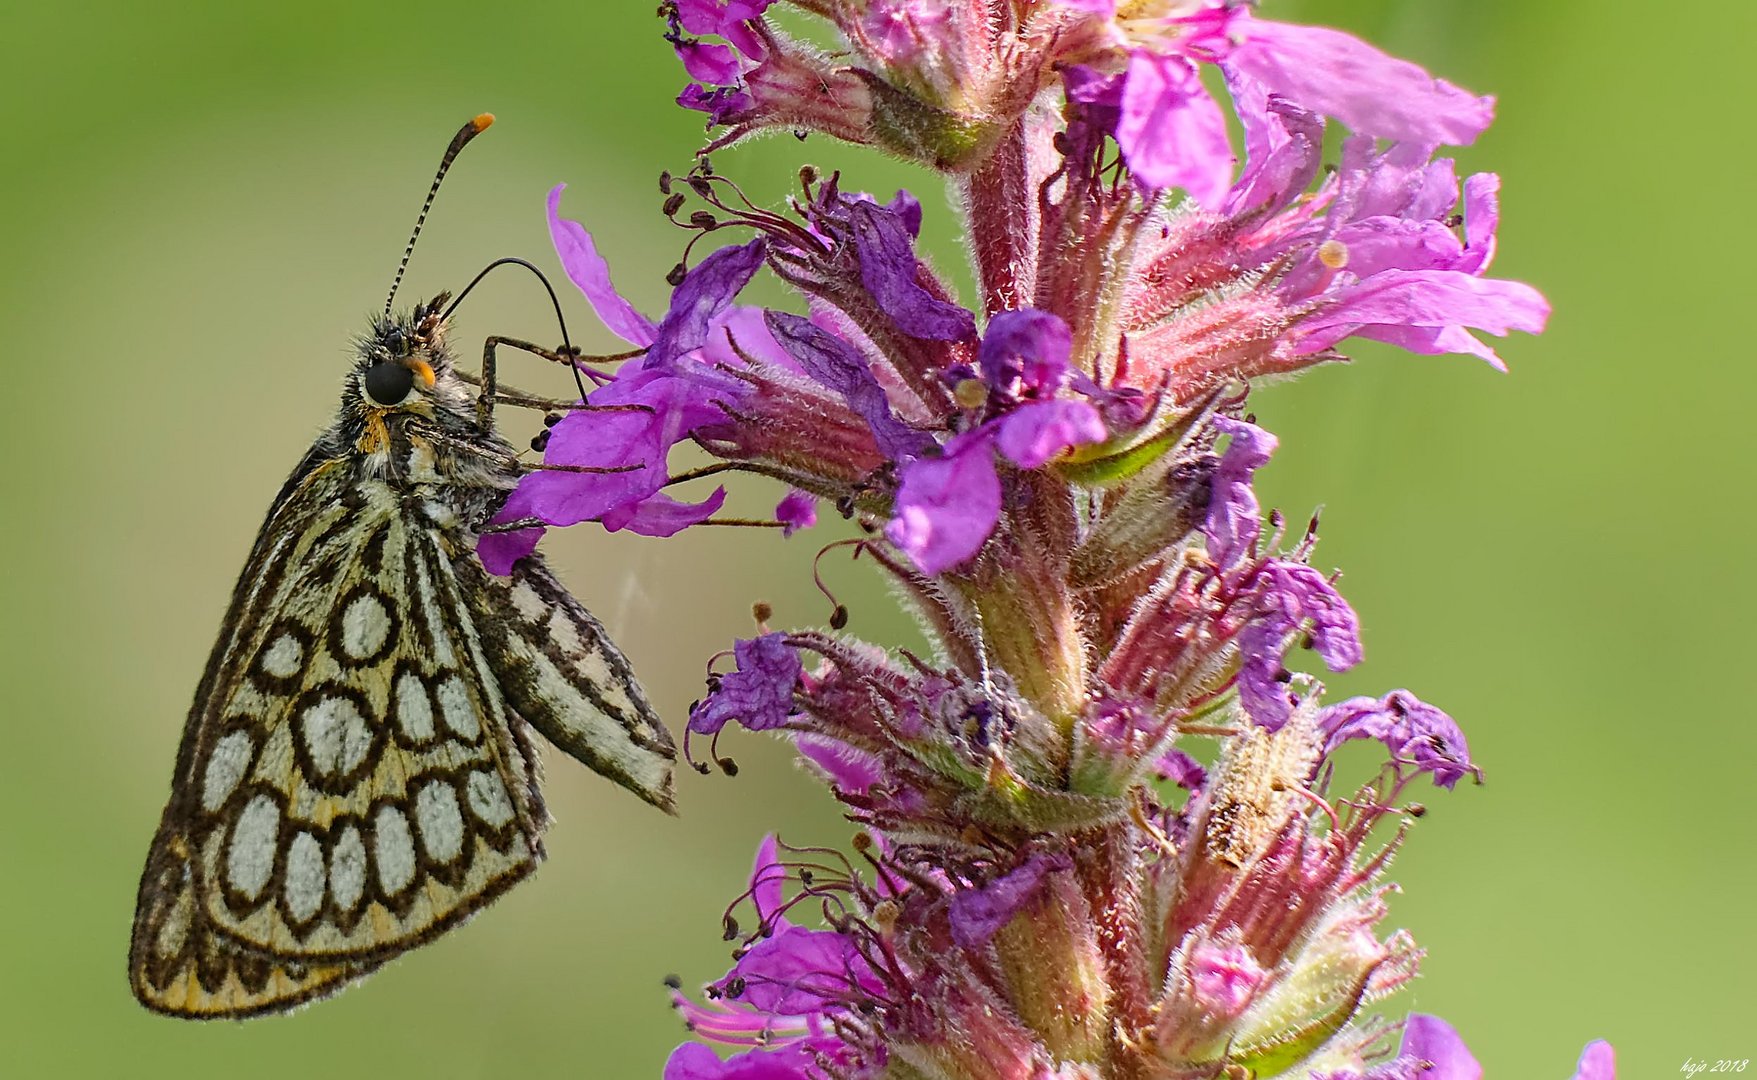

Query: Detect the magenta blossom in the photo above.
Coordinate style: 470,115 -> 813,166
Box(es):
507,6 -> 1592,1075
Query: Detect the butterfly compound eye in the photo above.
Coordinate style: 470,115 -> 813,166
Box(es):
364,362 -> 415,405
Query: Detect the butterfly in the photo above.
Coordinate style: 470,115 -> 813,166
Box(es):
128,114 -> 676,1019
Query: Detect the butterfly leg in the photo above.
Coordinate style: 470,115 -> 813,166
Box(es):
475,337 -> 644,432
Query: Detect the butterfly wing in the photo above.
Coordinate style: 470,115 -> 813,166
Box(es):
130,826 -> 377,1018
455,552 -> 676,813
130,453 -> 550,1012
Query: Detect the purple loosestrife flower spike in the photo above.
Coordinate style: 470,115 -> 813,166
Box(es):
527,4 -> 1592,1074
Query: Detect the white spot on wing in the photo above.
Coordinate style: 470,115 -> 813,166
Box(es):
284,832 -> 325,922
259,634 -> 303,679
414,782 -> 465,863
226,794 -> 280,900
466,769 -> 515,828
340,592 -> 391,660
201,730 -> 254,811
510,581 -> 548,623
374,805 -> 416,896
435,674 -> 480,740
394,671 -> 435,741
330,825 -> 367,913
421,499 -> 458,527
301,696 -> 375,777
547,607 -> 585,654
155,888 -> 192,958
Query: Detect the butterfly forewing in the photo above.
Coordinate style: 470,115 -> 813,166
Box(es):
131,297 -> 676,1017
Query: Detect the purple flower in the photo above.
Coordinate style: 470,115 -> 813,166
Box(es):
1236,562 -> 1363,729
662,1043 -> 816,1080
674,0 -> 775,62
1187,941 -> 1267,1019
994,399 -> 1106,469
1228,16 -> 1496,147
1317,690 -> 1477,790
649,240 -> 769,370
1571,1041 -> 1616,1080
665,837 -> 860,1080
577,6 -> 1578,1074
775,489 -> 817,537
947,855 -> 1062,952
881,309 -> 1110,574
859,0 -> 950,64
1116,49 -> 1234,203
675,39 -> 745,87
846,197 -> 976,341
1258,133 -> 1550,370
477,198 -> 775,572
1205,416 -> 1278,569
546,183 -> 655,347
977,308 -> 1073,393
1394,1013 -> 1482,1080
884,430 -> 1002,575
689,634 -> 804,735
763,310 -> 936,462
1222,74 -> 1324,217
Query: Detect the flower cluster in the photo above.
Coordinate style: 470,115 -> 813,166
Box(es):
505,1 -> 1608,1076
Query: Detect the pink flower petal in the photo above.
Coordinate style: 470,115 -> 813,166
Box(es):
1232,18 -> 1495,146
546,184 -> 656,348
1117,51 -> 1235,206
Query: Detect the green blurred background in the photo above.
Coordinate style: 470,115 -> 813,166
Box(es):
1,1 -> 1750,1076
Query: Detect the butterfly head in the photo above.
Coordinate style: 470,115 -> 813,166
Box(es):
358,294 -> 455,410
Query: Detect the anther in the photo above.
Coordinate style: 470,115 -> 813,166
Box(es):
530,430 -> 552,452
659,171 -> 674,194
717,757 -> 740,777
872,899 -> 901,936
666,263 -> 688,287
663,973 -> 683,990
689,210 -> 719,230
663,192 -> 687,217
722,914 -> 740,941
829,605 -> 849,630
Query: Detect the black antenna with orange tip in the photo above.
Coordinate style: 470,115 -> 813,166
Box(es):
384,113 -> 495,316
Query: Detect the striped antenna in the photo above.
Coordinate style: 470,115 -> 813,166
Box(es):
383,113 -> 495,316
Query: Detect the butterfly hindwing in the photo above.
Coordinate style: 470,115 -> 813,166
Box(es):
457,553 -> 676,813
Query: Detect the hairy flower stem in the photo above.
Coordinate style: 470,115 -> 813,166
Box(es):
958,121 -> 1036,318
991,866 -> 1111,1064
956,471 -> 1087,732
